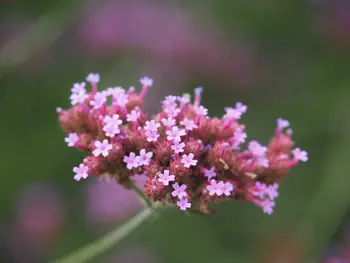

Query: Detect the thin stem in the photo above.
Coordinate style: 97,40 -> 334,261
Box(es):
51,208 -> 155,263
129,181 -> 154,209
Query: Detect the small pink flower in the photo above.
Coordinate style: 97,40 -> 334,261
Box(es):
70,90 -> 88,105
123,152 -> 140,170
158,170 -> 175,186
262,200 -> 275,215
90,92 -> 107,109
257,157 -> 269,168
127,109 -> 141,122
140,76 -> 153,87
248,140 -> 267,157
171,183 -> 187,199
222,182 -> 234,196
206,179 -> 223,196
145,130 -> 159,142
114,93 -> 129,107
267,183 -> 279,200
224,107 -> 241,119
166,126 -> 186,141
171,141 -> 185,154
73,163 -> 89,181
195,105 -> 208,116
71,82 -> 86,94
235,102 -> 247,114
103,114 -> 123,137
86,73 -> 100,84
65,133 -> 79,147
138,149 -> 153,166
177,94 -> 190,105
180,118 -> 198,131
164,105 -> 181,117
163,96 -> 177,106
161,117 -> 176,127
93,139 -> 113,157
177,198 -> 191,211
232,128 -> 247,149
203,167 -> 216,180
181,153 -> 197,168
292,148 -> 308,162
144,120 -> 160,132
277,118 -> 290,129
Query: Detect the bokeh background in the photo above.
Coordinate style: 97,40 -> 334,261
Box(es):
1,0 -> 350,262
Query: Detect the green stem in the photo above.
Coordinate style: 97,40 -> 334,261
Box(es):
129,181 -> 154,209
51,208 -> 155,263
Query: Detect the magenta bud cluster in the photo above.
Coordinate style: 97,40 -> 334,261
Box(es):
58,73 -> 308,215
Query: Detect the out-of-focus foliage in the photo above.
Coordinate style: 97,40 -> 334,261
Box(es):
1,0 -> 350,262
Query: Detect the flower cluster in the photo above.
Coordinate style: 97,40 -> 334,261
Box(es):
58,73 -> 308,215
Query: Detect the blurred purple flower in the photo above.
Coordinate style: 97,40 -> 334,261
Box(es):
85,174 -> 148,225
74,0 -> 254,87
313,0 -> 350,46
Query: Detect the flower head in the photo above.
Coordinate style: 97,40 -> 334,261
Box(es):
59,74 -> 308,215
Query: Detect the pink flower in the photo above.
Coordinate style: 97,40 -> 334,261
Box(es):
177,198 -> 191,211
140,76 -> 153,87
163,96 -> 178,106
145,130 -> 159,142
158,170 -> 175,186
93,139 -> 113,157
222,182 -> 234,196
195,105 -> 208,116
144,120 -> 160,132
203,167 -> 216,180
90,92 -> 107,109
171,183 -> 187,199
180,118 -> 198,131
86,73 -> 100,84
103,114 -> 123,137
248,140 -> 267,157
65,133 -> 79,147
177,94 -> 190,105
127,109 -> 141,122
123,152 -> 140,170
114,93 -> 129,107
171,140 -> 185,154
262,200 -> 275,215
73,164 -> 89,181
292,148 -> 308,162
224,107 -> 241,119
70,90 -> 88,105
235,102 -> 247,114
206,179 -> 223,196
267,183 -> 279,200
277,118 -> 290,129
181,153 -> 197,168
232,128 -> 247,149
164,105 -> 181,117
257,157 -> 269,168
72,82 -> 86,94
161,117 -> 176,127
166,126 -> 186,141
138,149 -> 153,166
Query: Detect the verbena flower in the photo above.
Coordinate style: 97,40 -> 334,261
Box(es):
58,73 -> 308,215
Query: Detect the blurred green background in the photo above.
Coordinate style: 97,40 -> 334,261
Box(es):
1,0 -> 350,262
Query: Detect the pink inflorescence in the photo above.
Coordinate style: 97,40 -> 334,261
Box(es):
58,73 -> 308,215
